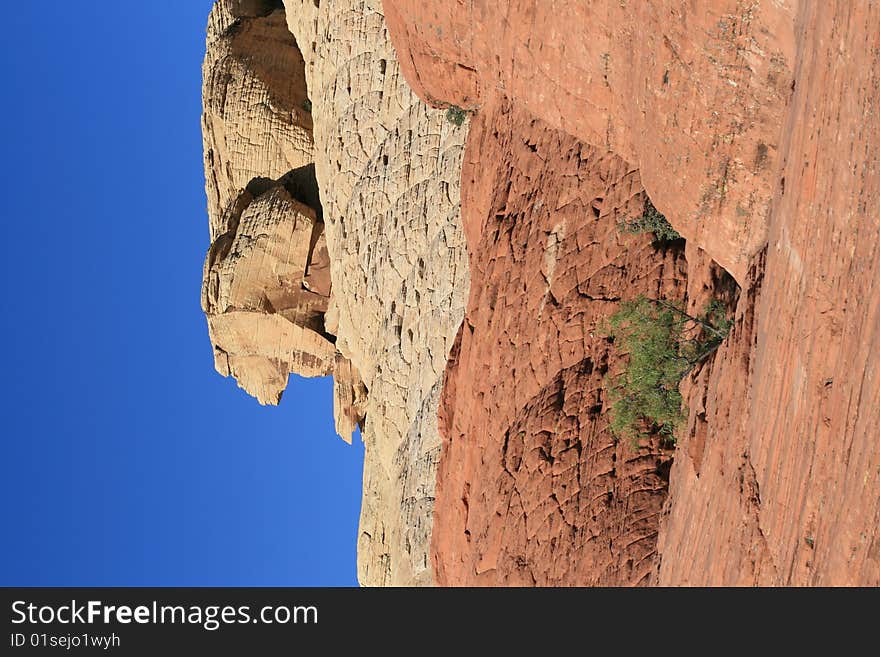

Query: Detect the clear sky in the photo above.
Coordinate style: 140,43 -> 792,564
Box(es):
0,1 -> 364,585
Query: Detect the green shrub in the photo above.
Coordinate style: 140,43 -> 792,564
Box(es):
446,105 -> 467,126
619,198 -> 681,242
605,296 -> 731,445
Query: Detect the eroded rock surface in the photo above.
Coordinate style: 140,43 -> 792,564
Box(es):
203,0 -> 314,235
383,0 -> 796,283
203,0 -> 470,583
201,0 -> 366,438
280,0 -> 469,585
434,97 -> 686,585
202,182 -> 334,404
385,0 -> 880,586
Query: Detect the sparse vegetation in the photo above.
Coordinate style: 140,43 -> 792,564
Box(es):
301,98 -> 312,113
605,296 -> 732,445
619,197 -> 681,242
445,105 -> 467,127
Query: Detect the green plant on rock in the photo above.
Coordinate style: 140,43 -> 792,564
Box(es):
619,197 -> 681,242
605,295 -> 732,445
445,105 -> 467,126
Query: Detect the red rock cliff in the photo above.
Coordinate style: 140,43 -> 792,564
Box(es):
384,0 -> 795,283
436,95 -> 686,585
384,0 -> 880,585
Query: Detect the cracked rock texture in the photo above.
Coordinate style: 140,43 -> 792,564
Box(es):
203,0 -> 314,235
201,0 -> 367,438
435,96 -> 686,585
280,0 -> 469,585
201,0 -> 879,586
202,0 -> 468,581
385,0 -> 880,586
383,0 -> 796,284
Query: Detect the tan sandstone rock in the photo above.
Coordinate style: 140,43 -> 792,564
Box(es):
201,0 -> 367,439
202,184 -> 335,404
203,0 -> 470,583
282,0 -> 469,585
202,0 -> 313,236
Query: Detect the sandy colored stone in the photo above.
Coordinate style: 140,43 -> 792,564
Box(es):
332,353 -> 368,444
202,0 -> 314,238
282,0 -> 469,585
201,1 -> 366,437
202,184 -> 335,404
202,0 -> 468,580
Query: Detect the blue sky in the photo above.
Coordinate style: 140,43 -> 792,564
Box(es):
0,1 -> 364,585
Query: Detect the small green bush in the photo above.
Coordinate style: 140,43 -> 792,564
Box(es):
301,98 -> 312,113
620,198 -> 681,242
446,105 -> 467,126
605,296 -> 731,445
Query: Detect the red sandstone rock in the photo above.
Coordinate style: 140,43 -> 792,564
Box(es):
659,1 -> 880,585
384,0 -> 796,283
434,96 -> 687,585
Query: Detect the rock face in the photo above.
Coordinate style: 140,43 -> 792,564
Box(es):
202,0 -> 313,235
658,1 -> 880,585
200,0 -> 880,586
383,0 -> 796,284
383,0 -> 880,586
201,0 -> 367,439
202,0 -> 469,583
202,181 -> 335,404
280,0 -> 469,585
435,96 -> 687,585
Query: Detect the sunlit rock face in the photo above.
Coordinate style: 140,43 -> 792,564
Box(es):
201,0 -> 366,439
